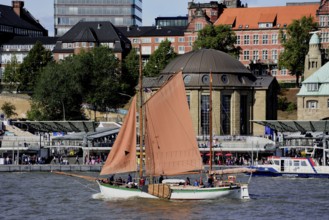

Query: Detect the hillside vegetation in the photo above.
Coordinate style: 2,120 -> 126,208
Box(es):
277,88 -> 299,120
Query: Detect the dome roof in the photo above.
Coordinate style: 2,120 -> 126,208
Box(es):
161,49 -> 251,75
309,33 -> 320,45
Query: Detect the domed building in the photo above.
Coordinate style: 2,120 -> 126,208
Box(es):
144,49 -> 279,136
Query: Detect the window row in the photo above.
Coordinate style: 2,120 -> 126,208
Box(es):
237,34 -> 278,45
55,6 -> 138,16
55,0 -> 141,6
319,15 -> 329,27
56,16 -> 137,26
241,49 -> 279,61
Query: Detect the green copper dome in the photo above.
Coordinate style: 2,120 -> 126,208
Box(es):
309,33 -> 320,45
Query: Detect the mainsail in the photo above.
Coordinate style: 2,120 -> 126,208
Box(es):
144,72 -> 203,176
100,96 -> 137,175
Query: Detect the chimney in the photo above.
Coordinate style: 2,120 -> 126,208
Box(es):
12,1 -> 24,17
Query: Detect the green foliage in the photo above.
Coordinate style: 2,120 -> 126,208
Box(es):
78,46 -> 122,114
278,96 -> 289,111
287,102 -> 297,112
29,61 -> 84,120
2,55 -> 20,87
17,41 -> 54,93
29,46 -> 131,121
278,16 -> 318,87
121,48 -> 139,96
144,39 -> 177,77
193,24 -> 241,58
1,102 -> 17,119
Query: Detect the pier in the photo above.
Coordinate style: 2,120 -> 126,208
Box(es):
0,164 -> 102,172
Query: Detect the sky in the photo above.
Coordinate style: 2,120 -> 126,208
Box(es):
2,0 -> 318,36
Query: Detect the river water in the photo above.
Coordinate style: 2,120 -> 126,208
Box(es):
1,172 -> 329,220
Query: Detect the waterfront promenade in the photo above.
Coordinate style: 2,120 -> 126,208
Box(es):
0,164 -> 102,172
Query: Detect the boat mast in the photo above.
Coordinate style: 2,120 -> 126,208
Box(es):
209,71 -> 213,172
139,43 -> 144,178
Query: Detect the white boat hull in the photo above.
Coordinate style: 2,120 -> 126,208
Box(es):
97,181 -> 249,200
170,184 -> 249,200
250,156 -> 329,178
97,181 -> 158,199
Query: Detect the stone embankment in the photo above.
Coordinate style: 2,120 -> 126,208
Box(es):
0,164 -> 102,172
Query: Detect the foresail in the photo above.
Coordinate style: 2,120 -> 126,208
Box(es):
100,96 -> 137,175
145,72 -> 203,176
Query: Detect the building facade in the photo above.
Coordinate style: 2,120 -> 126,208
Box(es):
53,21 -> 131,61
155,16 -> 188,27
144,49 -> 279,136
54,0 -> 143,37
0,1 -> 49,81
214,4 -> 320,83
318,0 -> 329,61
298,33 -> 329,120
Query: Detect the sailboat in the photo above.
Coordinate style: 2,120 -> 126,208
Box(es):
96,71 -> 250,200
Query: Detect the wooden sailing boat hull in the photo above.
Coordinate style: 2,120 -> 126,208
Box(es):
170,184 -> 250,200
97,181 -> 158,199
97,181 -> 250,200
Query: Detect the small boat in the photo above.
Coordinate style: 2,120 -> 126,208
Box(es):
249,156 -> 329,178
97,71 -> 250,200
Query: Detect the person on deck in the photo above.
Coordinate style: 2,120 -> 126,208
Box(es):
185,177 -> 191,185
127,174 -> 132,183
207,174 -> 214,187
159,175 -> 164,183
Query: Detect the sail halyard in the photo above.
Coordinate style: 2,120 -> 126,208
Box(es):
209,71 -> 213,172
138,43 -> 144,179
100,96 -> 137,176
144,72 -> 203,176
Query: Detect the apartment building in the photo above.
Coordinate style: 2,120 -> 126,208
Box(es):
54,0 -> 143,36
0,1 -> 49,81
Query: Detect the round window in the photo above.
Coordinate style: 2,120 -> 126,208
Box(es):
184,75 -> 191,84
221,75 -> 228,84
202,75 -> 210,84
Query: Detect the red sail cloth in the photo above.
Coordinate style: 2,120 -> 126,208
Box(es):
100,96 -> 137,175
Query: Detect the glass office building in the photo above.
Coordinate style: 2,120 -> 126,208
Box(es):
54,0 -> 142,36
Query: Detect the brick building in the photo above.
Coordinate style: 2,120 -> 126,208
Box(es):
214,4 -> 320,83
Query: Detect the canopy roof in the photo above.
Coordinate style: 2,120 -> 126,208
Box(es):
12,121 -> 99,133
252,120 -> 329,133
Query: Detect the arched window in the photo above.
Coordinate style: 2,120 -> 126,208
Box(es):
306,100 -> 318,109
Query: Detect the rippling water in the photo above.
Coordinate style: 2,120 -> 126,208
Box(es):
1,172 -> 329,220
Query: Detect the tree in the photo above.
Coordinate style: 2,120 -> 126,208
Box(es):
2,54 -> 20,91
121,48 -> 140,96
143,39 -> 177,77
29,61 -> 84,120
29,46 -> 128,121
78,47 -> 123,120
18,41 -> 54,93
278,16 -> 318,87
193,24 -> 241,58
1,102 -> 17,119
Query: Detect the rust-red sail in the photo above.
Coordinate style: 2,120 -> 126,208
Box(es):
100,96 -> 137,175
144,72 -> 203,176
